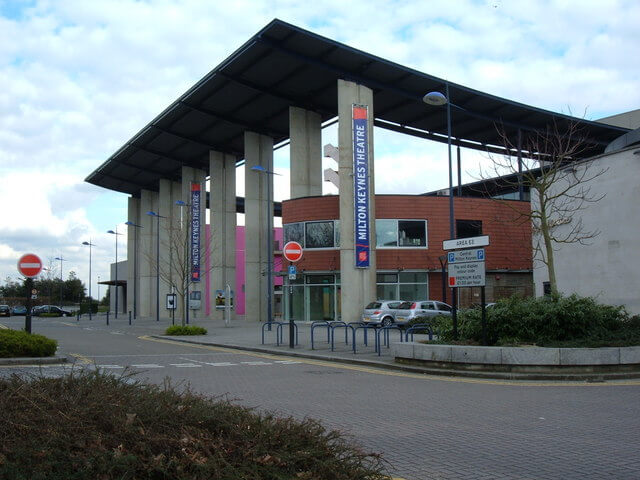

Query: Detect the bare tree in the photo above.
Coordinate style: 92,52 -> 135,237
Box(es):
480,120 -> 607,296
145,207 -> 217,325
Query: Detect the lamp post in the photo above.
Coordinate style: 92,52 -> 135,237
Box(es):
107,228 -> 123,318
54,256 -> 64,307
175,200 -> 190,325
250,165 -> 280,325
424,86 -> 458,339
146,211 -> 165,322
82,241 -> 95,321
125,221 -> 143,319
97,275 -> 100,307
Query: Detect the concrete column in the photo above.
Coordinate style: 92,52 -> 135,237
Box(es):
182,166 -> 207,320
209,151 -> 237,321
290,106 -> 322,199
338,79 -> 377,323
126,197 -> 140,316
158,179 -> 175,320
138,189 -> 159,318
245,131 -> 274,322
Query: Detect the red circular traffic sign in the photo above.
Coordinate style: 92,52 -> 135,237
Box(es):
17,253 -> 43,278
283,241 -> 303,262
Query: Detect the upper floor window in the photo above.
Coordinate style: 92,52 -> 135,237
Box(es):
456,219 -> 482,239
375,219 -> 427,248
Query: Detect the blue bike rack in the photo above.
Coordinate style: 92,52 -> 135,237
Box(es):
350,322 -> 379,353
276,321 -> 299,346
405,323 -> 434,341
329,321 -> 354,351
311,321 -> 331,350
261,321 -> 287,345
376,325 -> 404,356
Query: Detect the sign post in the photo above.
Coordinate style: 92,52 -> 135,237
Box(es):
17,253 -> 43,334
282,241 -> 303,348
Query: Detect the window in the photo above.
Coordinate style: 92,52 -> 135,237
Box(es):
305,221 -> 334,248
398,221 -> 426,246
284,222 -> 304,245
376,271 -> 428,301
456,219 -> 482,239
376,219 -> 427,248
376,219 -> 398,247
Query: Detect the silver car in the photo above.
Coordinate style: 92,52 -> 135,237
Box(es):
361,300 -> 404,327
394,300 -> 452,324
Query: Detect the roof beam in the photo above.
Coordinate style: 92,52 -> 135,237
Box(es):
150,125 -> 243,158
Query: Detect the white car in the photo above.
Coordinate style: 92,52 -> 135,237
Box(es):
394,300 -> 452,324
361,300 -> 404,327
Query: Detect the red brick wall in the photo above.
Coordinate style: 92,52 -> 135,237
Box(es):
281,195 -> 532,273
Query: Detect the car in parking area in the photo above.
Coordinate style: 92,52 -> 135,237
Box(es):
361,300 -> 404,327
394,300 -> 452,325
32,305 -> 72,317
11,305 -> 27,316
0,305 -> 10,317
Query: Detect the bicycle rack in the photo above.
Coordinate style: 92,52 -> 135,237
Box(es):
261,321 -> 287,345
376,325 -> 404,356
350,322 -> 380,353
405,323 -> 434,342
276,321 -> 299,346
329,321 -> 354,351
310,321 -> 331,350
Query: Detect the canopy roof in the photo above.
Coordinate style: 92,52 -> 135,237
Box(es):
86,19 -> 628,197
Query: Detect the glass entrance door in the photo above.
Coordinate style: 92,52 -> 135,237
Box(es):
307,285 -> 335,321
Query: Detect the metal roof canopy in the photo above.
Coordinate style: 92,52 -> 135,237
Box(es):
86,18 -> 629,197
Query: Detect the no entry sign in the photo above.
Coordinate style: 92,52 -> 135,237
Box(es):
283,241 -> 303,262
17,253 -> 43,278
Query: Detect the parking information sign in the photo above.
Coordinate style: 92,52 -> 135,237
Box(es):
448,248 -> 486,287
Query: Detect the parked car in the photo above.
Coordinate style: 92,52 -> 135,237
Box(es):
361,300 -> 404,327
11,305 -> 27,316
32,305 -> 72,317
394,300 -> 452,324
0,305 -> 10,317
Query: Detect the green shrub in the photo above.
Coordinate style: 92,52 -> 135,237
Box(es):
165,325 -> 207,336
79,302 -> 98,314
432,295 -> 640,347
0,329 -> 58,357
0,371 -> 387,480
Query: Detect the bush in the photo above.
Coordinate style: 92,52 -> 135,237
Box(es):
432,294 -> 640,347
165,325 -> 207,336
79,302 -> 98,314
0,329 -> 58,357
0,371 -> 387,479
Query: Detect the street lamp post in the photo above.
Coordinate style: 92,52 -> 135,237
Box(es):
438,255 -> 447,305
423,86 -> 458,339
97,275 -> 100,307
250,165 -> 279,325
124,221 -> 143,319
107,228 -> 123,318
54,256 -> 64,307
82,241 -> 95,321
146,211 -> 165,322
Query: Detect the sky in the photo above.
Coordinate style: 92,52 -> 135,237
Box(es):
1,0 -> 639,300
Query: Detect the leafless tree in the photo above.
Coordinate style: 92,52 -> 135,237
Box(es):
480,120 -> 607,296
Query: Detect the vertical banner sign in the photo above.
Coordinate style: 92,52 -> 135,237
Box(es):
191,183 -> 201,282
352,104 -> 370,268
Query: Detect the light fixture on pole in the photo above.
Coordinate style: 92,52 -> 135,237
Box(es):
124,221 -> 143,319
54,256 -> 64,307
107,228 -> 123,318
250,165 -> 280,325
82,241 -> 95,321
146,211 -> 165,322
424,86 -> 458,339
175,200 -> 190,325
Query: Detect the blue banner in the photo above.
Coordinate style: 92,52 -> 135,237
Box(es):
352,105 -> 370,268
191,183 -> 201,282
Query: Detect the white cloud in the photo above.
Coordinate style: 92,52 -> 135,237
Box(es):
1,0 -> 639,290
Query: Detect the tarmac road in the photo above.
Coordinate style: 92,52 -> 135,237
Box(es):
2,316 -> 640,480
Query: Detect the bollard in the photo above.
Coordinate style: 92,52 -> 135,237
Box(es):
106,311 -> 110,326
77,312 -> 80,322
128,311 -> 132,325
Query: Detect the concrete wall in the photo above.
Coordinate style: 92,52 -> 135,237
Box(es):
109,260 -> 127,314
533,146 -> 640,314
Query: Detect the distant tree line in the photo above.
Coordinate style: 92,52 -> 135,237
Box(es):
0,272 -> 99,305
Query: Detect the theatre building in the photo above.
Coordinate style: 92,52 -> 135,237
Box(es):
87,20 -> 627,323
